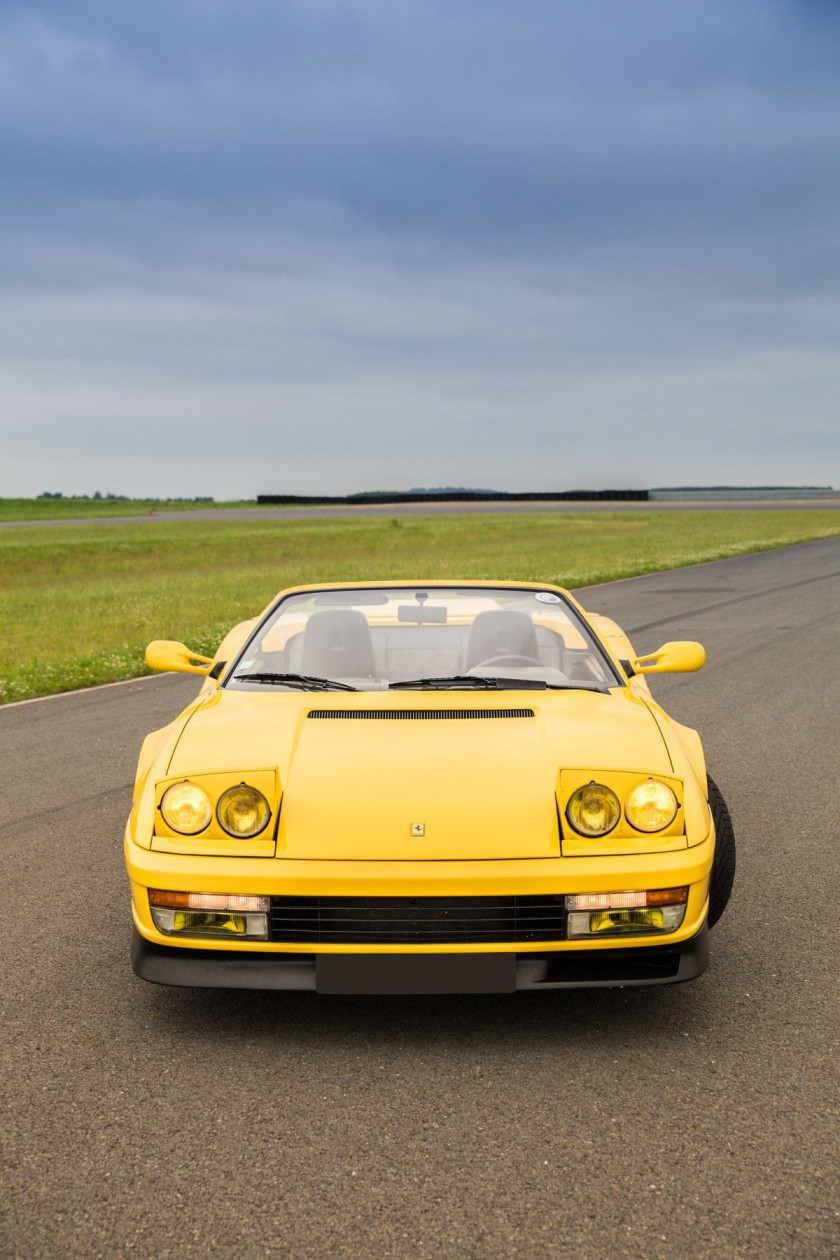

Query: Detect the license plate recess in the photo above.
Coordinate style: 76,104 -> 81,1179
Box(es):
316,952 -> 516,994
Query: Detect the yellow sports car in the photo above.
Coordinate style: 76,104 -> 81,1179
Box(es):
126,581 -> 735,993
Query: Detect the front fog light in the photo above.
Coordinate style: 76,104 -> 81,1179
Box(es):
567,887 -> 688,937
150,892 -> 268,940
151,907 -> 268,939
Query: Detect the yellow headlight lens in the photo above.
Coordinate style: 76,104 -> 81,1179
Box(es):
625,779 -> 678,832
565,782 -> 621,837
160,781 -> 213,834
216,784 -> 271,838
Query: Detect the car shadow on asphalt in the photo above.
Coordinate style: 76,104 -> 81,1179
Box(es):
124,912 -> 765,1053
130,974 -> 723,1051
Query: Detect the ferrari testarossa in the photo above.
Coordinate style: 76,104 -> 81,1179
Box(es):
126,581 -> 735,993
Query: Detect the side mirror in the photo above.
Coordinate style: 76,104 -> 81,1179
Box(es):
630,641 -> 705,675
145,640 -> 215,676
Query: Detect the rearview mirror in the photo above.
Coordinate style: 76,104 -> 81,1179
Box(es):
630,641 -> 705,675
145,640 -> 215,676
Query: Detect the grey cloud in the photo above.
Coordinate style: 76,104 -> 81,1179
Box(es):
0,0 -> 838,495
4,1 -> 839,248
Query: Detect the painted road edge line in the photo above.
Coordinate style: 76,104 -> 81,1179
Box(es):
0,672 -> 182,710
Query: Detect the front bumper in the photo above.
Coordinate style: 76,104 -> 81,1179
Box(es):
132,923 -> 709,990
126,822 -> 714,990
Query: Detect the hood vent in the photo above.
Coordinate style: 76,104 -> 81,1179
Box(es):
307,708 -> 535,720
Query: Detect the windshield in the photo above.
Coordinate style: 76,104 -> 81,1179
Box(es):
226,586 -> 621,692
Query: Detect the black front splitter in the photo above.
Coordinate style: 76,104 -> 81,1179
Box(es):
131,924 -> 708,992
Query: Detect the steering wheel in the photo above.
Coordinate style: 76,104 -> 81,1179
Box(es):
473,653 -> 542,669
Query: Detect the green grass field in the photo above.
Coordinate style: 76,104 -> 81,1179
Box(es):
1,510 -> 838,703
0,497 -> 264,522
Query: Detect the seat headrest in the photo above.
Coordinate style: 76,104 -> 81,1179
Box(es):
465,610 -> 540,671
300,609 -> 375,678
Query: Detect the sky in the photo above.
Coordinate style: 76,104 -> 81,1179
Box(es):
1,0 -> 839,498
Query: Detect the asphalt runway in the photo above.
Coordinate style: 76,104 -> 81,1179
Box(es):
2,496 -> 839,528
2,539 -> 838,1257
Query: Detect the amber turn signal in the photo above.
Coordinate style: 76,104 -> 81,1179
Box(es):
149,890 -> 269,912
566,887 -> 688,911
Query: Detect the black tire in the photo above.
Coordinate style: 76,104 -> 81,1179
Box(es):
706,775 -> 736,928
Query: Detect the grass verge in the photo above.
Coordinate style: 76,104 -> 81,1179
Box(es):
0,498 -> 265,522
1,509 -> 838,703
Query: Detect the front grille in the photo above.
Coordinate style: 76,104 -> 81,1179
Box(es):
307,709 -> 535,720
269,895 -> 567,944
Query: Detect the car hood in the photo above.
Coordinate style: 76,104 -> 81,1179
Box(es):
168,688 -> 672,860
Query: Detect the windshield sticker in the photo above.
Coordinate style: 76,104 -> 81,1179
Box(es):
535,592 -> 562,603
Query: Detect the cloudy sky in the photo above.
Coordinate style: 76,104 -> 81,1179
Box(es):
1,0 -> 838,498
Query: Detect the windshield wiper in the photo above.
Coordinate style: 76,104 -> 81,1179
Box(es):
389,675 -> 541,691
391,675 -> 532,690
389,675 -> 608,692
232,672 -> 358,692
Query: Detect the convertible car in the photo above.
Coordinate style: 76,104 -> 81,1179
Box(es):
126,581 -> 735,993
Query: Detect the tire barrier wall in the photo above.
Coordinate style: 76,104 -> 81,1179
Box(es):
257,490 -> 651,505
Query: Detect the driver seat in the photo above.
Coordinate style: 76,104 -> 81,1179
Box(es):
300,609 -> 376,679
464,610 -> 540,671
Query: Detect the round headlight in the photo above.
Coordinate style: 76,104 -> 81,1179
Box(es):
160,781 -> 213,834
625,779 -> 678,832
216,784 -> 271,838
566,782 -> 621,837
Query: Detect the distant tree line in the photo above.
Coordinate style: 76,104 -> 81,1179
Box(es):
37,492 -> 215,502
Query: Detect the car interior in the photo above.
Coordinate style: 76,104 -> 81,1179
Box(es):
235,608 -> 614,689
